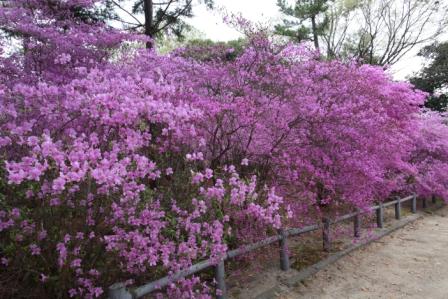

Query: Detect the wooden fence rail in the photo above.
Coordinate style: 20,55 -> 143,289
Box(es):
109,193 -> 430,299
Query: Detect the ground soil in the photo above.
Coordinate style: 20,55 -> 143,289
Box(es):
279,206 -> 448,299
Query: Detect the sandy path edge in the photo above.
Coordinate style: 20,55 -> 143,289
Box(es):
229,204 -> 447,299
279,206 -> 448,299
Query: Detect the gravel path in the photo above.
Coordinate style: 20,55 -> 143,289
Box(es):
281,206 -> 448,299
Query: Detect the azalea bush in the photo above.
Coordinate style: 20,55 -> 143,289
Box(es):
1,1 -> 448,298
172,34 -> 426,216
0,45 -> 288,298
410,111 -> 448,200
0,2 -> 288,298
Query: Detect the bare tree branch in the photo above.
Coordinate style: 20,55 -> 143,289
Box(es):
322,0 -> 448,65
110,0 -> 143,26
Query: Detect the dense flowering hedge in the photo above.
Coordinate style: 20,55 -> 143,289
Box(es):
1,1 -> 448,298
170,38 -> 427,215
411,111 -> 448,200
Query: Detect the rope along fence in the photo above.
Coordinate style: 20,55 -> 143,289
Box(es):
109,193 -> 435,299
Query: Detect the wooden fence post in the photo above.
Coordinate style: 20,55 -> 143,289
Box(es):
394,197 -> 401,220
279,229 -> 290,271
215,260 -> 227,299
353,213 -> 361,238
323,217 -> 331,252
422,197 -> 427,209
411,193 -> 417,214
376,203 -> 384,229
109,283 -> 133,299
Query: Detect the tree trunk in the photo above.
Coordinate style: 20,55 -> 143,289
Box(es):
311,15 -> 320,51
143,0 -> 154,48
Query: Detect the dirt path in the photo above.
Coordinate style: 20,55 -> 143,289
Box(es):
280,206 -> 448,299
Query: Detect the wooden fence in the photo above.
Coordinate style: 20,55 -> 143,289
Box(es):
109,193 -> 433,299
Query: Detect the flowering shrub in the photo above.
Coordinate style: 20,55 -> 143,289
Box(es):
410,112 -> 448,200
0,52 -> 288,297
1,1 -> 448,298
0,2 -> 288,297
171,35 -> 426,215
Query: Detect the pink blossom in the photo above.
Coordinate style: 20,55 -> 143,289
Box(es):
29,244 -> 41,256
166,168 -> 173,175
40,273 -> 49,282
50,198 -> 61,206
1,258 -> 8,266
68,289 -> 78,298
70,259 -> 82,269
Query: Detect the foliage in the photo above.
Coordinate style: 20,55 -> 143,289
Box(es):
410,42 -> 448,112
109,0 -> 214,41
276,0 -> 332,50
155,26 -> 206,54
173,38 -> 247,61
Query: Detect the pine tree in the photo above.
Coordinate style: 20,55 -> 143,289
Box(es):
109,0 -> 214,47
276,0 -> 332,50
411,42 -> 448,111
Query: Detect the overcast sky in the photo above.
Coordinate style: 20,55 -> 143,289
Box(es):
188,0 -> 282,41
